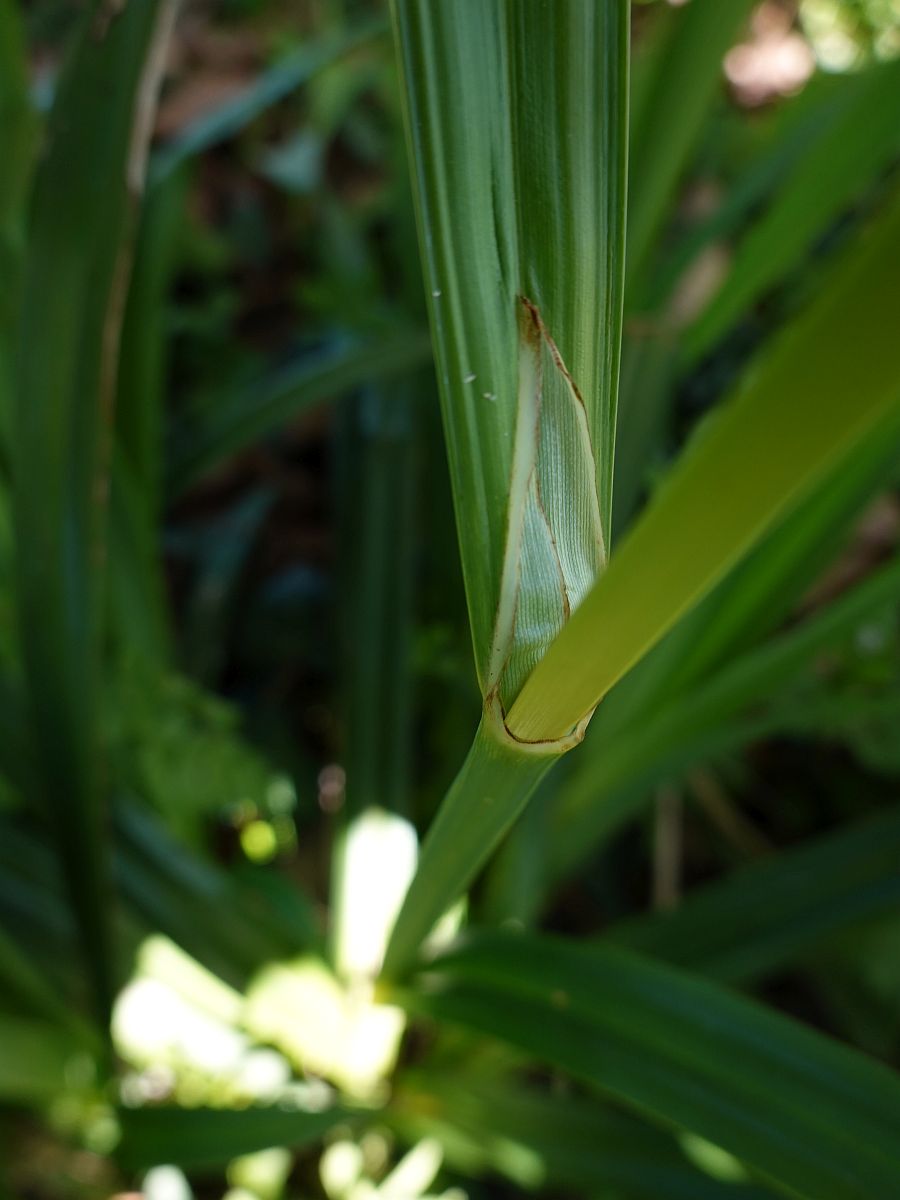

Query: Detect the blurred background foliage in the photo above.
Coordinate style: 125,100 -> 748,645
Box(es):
2,0 -> 900,1197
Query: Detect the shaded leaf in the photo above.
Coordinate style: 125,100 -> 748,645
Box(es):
403,931 -> 900,1200
117,1103 -> 348,1172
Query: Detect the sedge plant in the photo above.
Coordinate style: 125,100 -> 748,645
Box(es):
379,0 -> 900,981
3,1 -> 900,1199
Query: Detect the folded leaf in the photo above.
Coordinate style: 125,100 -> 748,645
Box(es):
391,0 -> 628,703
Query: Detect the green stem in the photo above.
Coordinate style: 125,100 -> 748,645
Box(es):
380,712 -> 562,981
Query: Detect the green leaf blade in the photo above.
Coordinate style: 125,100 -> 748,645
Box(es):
381,0 -> 629,982
546,538 -> 900,886
627,0 -> 755,296
391,0 -> 628,698
395,1072 -> 778,1199
117,1104 -> 348,1172
12,0 -> 174,1021
168,330 -> 431,495
405,932 -> 900,1200
509,185 -> 900,741
683,58 -> 900,365
608,805 -> 900,985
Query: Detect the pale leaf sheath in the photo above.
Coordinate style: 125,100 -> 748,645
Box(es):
490,298 -> 606,716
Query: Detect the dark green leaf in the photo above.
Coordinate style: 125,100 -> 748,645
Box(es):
117,1103 -> 348,1172
394,1072 -> 777,1199
168,330 -> 431,494
609,806 -> 900,985
627,0 -> 755,295
12,0 -> 174,1022
403,931 -> 900,1200
149,20 -> 387,186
